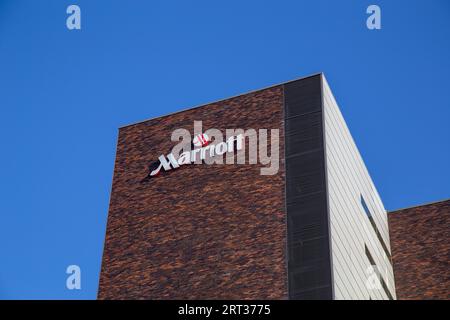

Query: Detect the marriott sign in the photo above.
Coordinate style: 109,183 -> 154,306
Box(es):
148,121 -> 280,178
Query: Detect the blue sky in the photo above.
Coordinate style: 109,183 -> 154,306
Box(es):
0,0 -> 449,299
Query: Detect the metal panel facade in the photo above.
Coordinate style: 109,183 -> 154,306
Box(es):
284,75 -> 333,299
322,75 -> 396,300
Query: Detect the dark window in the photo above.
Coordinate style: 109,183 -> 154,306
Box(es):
361,195 -> 392,266
365,244 -> 394,300
361,195 -> 372,218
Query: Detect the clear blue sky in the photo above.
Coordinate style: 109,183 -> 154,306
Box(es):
0,0 -> 449,299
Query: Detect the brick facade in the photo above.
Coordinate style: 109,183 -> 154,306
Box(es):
98,86 -> 287,299
389,199 -> 450,300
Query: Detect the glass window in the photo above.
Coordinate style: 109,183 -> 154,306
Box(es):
365,244 -> 394,300
361,195 -> 392,266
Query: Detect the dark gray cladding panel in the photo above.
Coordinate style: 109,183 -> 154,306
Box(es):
285,76 -> 323,118
285,112 -> 323,156
285,150 -> 326,199
284,74 -> 333,300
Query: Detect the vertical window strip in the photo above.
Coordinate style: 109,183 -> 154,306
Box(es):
365,244 -> 394,300
361,195 -> 393,266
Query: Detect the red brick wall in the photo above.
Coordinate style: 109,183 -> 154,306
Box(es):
389,199 -> 450,300
98,86 -> 287,299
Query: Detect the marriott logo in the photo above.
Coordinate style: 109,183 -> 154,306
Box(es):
149,134 -> 243,177
147,121 -> 280,178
